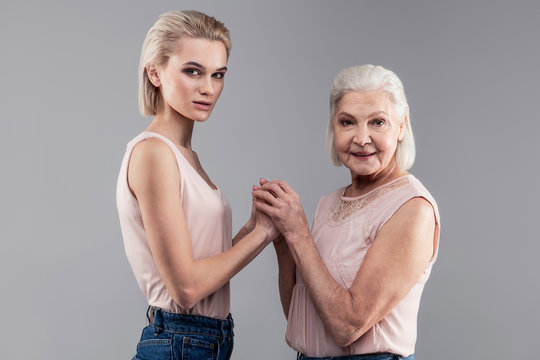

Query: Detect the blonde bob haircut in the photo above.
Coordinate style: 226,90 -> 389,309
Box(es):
326,64 -> 416,171
138,10 -> 231,116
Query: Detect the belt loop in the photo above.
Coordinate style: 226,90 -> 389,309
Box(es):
146,306 -> 152,325
220,318 -> 226,344
227,313 -> 234,338
147,306 -> 162,335
228,313 -> 234,329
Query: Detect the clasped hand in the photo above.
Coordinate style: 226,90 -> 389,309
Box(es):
252,178 -> 310,243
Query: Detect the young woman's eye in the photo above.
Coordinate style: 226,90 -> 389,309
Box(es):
184,68 -> 201,76
213,72 -> 225,79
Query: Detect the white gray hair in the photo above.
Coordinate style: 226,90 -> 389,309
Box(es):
326,64 -> 416,170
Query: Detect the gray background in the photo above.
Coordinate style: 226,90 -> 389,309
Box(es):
1,0 -> 539,359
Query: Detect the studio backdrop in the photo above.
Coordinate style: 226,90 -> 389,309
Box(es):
1,1 -> 539,359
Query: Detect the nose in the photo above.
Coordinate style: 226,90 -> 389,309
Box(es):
353,127 -> 371,146
199,76 -> 215,96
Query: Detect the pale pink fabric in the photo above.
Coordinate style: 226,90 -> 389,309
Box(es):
286,175 -> 440,357
117,131 -> 232,319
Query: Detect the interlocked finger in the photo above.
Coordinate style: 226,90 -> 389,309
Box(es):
261,181 -> 287,199
253,188 -> 280,206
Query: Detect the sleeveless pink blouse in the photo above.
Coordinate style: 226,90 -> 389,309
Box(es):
116,132 -> 232,319
286,175 -> 440,357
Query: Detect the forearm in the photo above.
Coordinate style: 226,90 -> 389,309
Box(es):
179,227 -> 270,308
232,222 -> 254,246
286,232 -> 367,346
251,179 -> 367,341
273,240 -> 296,318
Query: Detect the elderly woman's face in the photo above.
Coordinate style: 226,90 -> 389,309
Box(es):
333,90 -> 405,178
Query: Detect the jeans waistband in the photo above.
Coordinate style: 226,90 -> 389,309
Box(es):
147,306 -> 234,337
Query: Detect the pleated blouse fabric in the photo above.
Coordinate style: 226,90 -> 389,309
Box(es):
286,175 -> 440,357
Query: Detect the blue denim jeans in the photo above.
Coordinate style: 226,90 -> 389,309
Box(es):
132,307 -> 234,360
297,353 -> 415,360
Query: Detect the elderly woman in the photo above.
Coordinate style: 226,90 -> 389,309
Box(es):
253,65 -> 440,360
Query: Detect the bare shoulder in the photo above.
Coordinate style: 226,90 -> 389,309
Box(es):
128,138 -> 180,197
131,138 -> 175,164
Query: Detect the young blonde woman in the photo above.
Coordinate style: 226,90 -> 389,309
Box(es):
116,10 -> 277,360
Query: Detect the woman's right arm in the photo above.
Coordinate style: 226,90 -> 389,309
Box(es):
129,139 -> 277,309
254,180 -> 436,347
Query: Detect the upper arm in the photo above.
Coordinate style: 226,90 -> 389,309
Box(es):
348,197 -> 437,329
128,139 -> 195,303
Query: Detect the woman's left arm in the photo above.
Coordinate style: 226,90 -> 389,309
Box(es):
253,181 -> 436,347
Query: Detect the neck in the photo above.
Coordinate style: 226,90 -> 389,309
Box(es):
146,101 -> 195,150
347,161 -> 407,197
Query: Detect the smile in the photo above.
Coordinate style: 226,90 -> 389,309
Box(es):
351,152 -> 375,158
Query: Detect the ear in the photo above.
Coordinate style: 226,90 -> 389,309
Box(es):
398,114 -> 408,142
146,65 -> 161,87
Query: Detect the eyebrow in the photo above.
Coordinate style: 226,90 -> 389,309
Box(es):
183,61 -> 228,72
336,110 -> 389,118
367,111 -> 389,117
336,111 -> 354,117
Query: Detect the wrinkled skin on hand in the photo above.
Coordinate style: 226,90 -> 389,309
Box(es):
252,179 -> 310,242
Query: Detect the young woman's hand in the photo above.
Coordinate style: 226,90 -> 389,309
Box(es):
253,204 -> 280,243
244,195 -> 257,234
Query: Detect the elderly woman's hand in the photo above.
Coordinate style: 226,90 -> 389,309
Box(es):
252,179 -> 310,243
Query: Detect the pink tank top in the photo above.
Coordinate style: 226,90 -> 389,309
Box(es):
286,175 -> 440,357
116,131 -> 232,319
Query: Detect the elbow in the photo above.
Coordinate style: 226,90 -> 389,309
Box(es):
332,331 -> 362,348
171,286 -> 200,310
330,320 -> 369,348
334,333 -> 360,348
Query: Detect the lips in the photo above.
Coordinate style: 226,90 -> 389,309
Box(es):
351,151 -> 375,157
193,100 -> 211,110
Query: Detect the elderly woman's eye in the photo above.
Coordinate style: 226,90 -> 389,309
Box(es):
372,119 -> 385,126
339,119 -> 353,126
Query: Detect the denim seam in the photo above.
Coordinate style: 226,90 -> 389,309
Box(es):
153,326 -> 221,339
181,337 -> 215,359
138,339 -> 171,345
183,336 -> 215,350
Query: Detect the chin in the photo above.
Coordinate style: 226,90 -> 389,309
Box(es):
194,110 -> 215,123
193,117 -> 210,123
189,113 -> 212,123
352,170 -> 377,177
346,163 -> 380,177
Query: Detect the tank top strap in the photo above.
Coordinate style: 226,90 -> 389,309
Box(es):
138,131 -> 190,167
139,131 -> 218,193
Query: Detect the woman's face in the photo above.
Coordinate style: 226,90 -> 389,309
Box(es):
333,90 -> 406,178
151,37 -> 228,122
